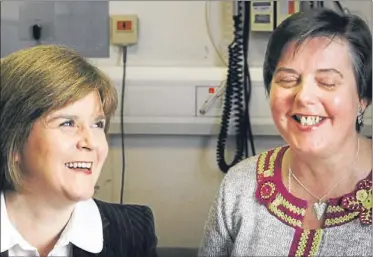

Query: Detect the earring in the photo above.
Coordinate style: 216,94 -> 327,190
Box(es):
357,105 -> 364,125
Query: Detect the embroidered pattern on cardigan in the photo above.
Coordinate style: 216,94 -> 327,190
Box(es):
255,146 -> 372,256
289,228 -> 323,257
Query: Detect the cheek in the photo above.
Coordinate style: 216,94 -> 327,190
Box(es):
270,87 -> 290,117
328,96 -> 343,113
326,92 -> 357,117
20,134 -> 59,180
22,135 -> 50,165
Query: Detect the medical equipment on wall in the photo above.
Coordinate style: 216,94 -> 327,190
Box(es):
215,0 -> 303,174
216,1 -> 256,173
250,1 -> 301,32
249,1 -> 349,31
250,1 -> 275,32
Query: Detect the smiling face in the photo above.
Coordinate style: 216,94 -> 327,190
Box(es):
17,91 -> 108,203
269,37 -> 364,156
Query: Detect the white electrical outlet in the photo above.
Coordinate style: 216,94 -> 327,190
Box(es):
196,85 -> 223,117
110,14 -> 138,45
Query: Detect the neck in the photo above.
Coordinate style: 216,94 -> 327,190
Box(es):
289,134 -> 361,190
5,190 -> 75,253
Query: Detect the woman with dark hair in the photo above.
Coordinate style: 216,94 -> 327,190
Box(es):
199,8 -> 372,256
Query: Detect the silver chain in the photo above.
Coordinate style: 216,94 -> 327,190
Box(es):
288,137 -> 360,202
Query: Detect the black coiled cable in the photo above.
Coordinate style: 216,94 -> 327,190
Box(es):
216,1 -> 255,173
243,2 -> 256,158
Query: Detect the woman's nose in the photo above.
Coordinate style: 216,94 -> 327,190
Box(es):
294,78 -> 319,105
77,126 -> 97,150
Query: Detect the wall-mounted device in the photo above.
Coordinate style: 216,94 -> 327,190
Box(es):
110,14 -> 138,45
250,1 -> 275,32
250,0 -> 301,32
216,1 -> 256,173
109,14 -> 139,204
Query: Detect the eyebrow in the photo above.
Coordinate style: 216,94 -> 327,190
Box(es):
47,114 -> 106,122
274,67 -> 344,78
316,68 -> 344,78
274,67 -> 298,75
95,114 -> 107,121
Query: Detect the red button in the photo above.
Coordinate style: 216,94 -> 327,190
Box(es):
288,1 -> 295,14
117,21 -> 132,31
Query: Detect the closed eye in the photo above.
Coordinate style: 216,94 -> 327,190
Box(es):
276,79 -> 299,87
316,74 -> 340,89
319,82 -> 335,88
280,79 -> 297,83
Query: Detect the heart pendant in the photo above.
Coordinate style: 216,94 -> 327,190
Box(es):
313,202 -> 327,220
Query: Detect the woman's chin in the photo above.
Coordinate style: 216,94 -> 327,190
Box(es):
64,188 -> 95,203
287,136 -> 330,157
293,144 -> 331,158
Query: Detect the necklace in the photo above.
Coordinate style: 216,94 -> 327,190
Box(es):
288,138 -> 360,220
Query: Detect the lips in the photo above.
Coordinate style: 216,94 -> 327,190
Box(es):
291,113 -> 330,128
65,161 -> 93,174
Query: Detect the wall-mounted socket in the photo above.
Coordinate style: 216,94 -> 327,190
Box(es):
18,1 -> 55,41
110,14 -> 138,45
195,85 -> 224,117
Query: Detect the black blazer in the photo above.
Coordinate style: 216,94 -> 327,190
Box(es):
1,199 -> 158,257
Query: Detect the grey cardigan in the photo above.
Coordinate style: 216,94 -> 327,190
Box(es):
198,146 -> 372,256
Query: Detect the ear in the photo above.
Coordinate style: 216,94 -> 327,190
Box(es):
14,152 -> 20,162
359,98 -> 369,113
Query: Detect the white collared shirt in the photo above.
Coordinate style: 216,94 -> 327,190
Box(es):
0,192 -> 104,257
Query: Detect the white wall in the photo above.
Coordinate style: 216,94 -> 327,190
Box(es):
88,1 -> 272,67
88,1 -> 372,67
